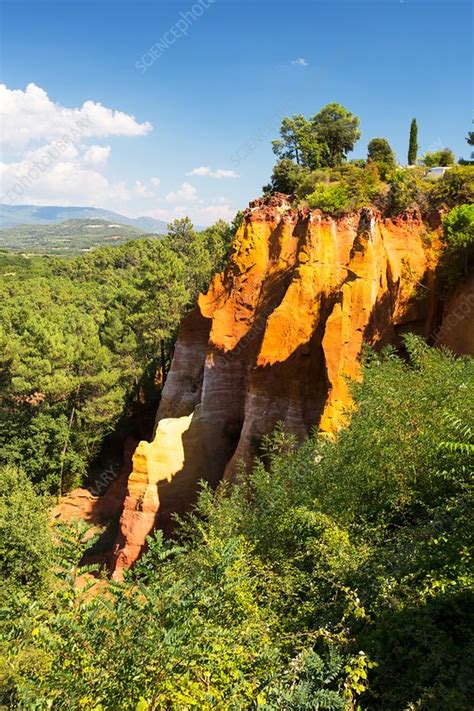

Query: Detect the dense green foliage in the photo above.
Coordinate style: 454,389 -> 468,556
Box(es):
305,163 -> 383,216
408,118 -> 418,165
265,157 -> 474,218
441,204 -> 474,285
266,106 -> 474,219
271,104 -> 361,170
444,204 -> 474,251
1,339 -> 472,709
0,218 -> 234,493
421,148 -> 455,168
0,466 -> 53,593
367,138 -> 396,178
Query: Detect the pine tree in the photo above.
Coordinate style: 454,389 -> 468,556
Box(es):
408,118 -> 418,165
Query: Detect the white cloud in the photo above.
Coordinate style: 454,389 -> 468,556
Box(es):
134,180 -> 154,198
291,58 -> 308,67
0,82 -> 155,211
0,153 -> 150,208
0,83 -> 233,226
0,83 -> 152,151
83,144 -> 111,166
165,182 -> 198,203
186,166 -> 239,178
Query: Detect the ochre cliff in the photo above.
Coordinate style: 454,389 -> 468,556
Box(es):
435,274 -> 474,355
109,194 -> 441,577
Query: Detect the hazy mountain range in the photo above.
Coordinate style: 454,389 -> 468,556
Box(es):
0,204 -> 169,233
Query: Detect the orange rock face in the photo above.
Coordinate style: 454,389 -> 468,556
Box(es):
435,275 -> 474,355
52,437 -> 136,525
109,194 -> 442,575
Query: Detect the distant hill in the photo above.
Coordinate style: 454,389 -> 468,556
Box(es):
0,204 -> 169,233
0,218 -> 161,255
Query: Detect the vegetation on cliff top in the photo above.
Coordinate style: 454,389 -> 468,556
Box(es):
264,105 -> 473,219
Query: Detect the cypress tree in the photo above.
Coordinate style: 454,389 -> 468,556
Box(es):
408,118 -> 418,165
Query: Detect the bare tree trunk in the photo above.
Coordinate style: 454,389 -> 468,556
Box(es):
59,401 -> 76,495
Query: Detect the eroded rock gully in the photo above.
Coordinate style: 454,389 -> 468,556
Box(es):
58,194 -> 447,576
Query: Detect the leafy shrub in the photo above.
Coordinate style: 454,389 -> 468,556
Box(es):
443,203 -> 474,251
0,466 -> 53,592
429,166 -> 474,209
263,158 -> 310,195
307,182 -> 350,215
386,167 -> 427,214
440,203 -> 474,286
421,148 -> 455,167
306,164 -> 384,215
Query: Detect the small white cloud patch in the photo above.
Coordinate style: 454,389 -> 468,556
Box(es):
291,57 -> 308,67
165,182 -> 198,203
186,166 -> 239,178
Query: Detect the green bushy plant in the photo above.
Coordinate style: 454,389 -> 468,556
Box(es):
421,148 -> 455,167
0,466 -> 53,593
386,167 -> 427,214
443,203 -> 474,252
429,166 -> 474,209
306,182 -> 351,216
439,203 -> 474,289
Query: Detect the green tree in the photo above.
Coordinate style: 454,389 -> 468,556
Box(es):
421,148 -> 455,167
367,137 -> 396,177
272,114 -> 325,170
311,103 -> 361,167
263,158 -> 309,195
460,127 -> 474,165
272,114 -> 310,165
408,118 -> 418,165
272,105 -> 361,171
164,217 -> 195,258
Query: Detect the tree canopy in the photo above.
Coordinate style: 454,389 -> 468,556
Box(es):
367,137 -> 396,168
0,218 -> 234,493
272,103 -> 361,171
421,148 -> 455,167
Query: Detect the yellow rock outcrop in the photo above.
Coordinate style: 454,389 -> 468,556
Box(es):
110,194 -> 441,574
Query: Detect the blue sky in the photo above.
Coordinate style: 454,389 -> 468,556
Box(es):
0,0 -> 472,224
